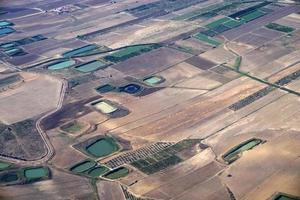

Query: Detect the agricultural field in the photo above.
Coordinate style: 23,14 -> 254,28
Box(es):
0,0 -> 300,200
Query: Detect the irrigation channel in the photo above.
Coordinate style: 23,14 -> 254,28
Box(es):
222,37 -> 300,97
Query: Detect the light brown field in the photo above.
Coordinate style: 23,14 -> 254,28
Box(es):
0,72 -> 62,124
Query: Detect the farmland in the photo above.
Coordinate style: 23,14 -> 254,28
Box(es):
0,0 -> 300,200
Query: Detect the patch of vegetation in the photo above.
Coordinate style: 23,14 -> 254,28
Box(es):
210,24 -> 231,34
131,139 -> 201,174
223,19 -> 243,28
229,1 -> 270,18
265,23 -> 295,33
173,2 -> 233,21
60,120 -> 85,134
206,17 -> 231,29
132,155 -> 182,174
193,33 -> 221,46
240,10 -> 266,22
0,120 -> 47,160
127,0 -> 211,18
233,56 -> 242,70
103,44 -> 161,63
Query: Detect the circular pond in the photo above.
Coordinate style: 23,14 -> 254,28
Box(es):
120,84 -> 142,94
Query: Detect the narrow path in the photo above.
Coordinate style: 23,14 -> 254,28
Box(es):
0,79 -> 67,165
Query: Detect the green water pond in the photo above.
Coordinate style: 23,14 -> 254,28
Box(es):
85,137 -> 119,158
24,167 -> 49,180
87,166 -> 109,178
103,167 -> 129,180
75,60 -> 108,72
70,160 -> 97,173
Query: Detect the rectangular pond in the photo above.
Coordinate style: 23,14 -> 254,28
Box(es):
24,167 -> 49,180
93,101 -> 118,114
63,44 -> 98,57
74,60 -> 108,72
0,27 -> 15,36
47,59 -> 76,70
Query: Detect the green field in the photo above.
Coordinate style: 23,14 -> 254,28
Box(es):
70,160 -> 97,173
222,138 -> 264,164
223,19 -> 244,28
60,120 -> 85,134
74,60 -> 108,72
103,167 -> 129,179
173,2 -> 238,21
206,17 -> 231,29
193,33 -> 221,46
266,23 -> 295,33
104,44 -> 161,63
131,139 -> 200,174
85,137 -> 119,158
240,10 -> 265,22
